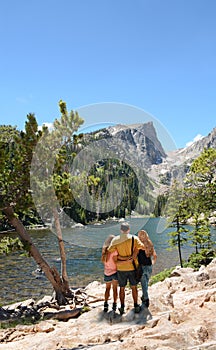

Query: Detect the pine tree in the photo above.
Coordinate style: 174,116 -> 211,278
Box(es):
184,148 -> 216,255
163,180 -> 188,267
0,102 -> 84,305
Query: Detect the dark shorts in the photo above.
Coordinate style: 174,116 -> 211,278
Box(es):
117,270 -> 137,287
104,272 -> 118,282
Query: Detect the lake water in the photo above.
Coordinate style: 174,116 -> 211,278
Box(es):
0,217 -> 215,305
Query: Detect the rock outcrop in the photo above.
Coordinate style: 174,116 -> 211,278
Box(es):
0,259 -> 216,350
84,122 -> 167,169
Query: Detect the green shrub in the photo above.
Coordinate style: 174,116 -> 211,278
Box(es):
149,267 -> 175,285
0,316 -> 40,329
0,237 -> 24,255
185,249 -> 216,270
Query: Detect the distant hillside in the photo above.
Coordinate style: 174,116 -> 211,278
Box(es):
84,123 -> 216,199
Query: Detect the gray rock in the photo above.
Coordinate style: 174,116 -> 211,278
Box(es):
0,260 -> 216,350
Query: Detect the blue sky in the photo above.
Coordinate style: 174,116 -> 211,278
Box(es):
0,0 -> 216,150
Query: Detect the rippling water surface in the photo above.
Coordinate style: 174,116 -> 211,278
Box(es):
0,217 -> 215,305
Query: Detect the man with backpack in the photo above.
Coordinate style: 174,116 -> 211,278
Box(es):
108,222 -> 145,315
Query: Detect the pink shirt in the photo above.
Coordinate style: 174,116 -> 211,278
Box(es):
104,250 -> 118,276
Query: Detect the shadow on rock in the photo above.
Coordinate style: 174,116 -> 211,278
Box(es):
97,305 -> 152,325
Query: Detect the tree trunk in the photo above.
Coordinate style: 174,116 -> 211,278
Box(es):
3,205 -> 68,305
177,216 -> 183,268
52,207 -> 72,297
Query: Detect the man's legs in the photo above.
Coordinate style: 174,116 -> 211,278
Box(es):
127,270 -> 141,312
118,271 -> 141,314
119,286 -> 125,314
117,271 -> 127,314
131,285 -> 138,304
112,280 -> 118,303
119,286 -> 125,305
131,284 -> 141,312
112,279 -> 118,310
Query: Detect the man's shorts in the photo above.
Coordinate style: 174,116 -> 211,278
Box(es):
117,270 -> 137,287
104,272 -> 118,282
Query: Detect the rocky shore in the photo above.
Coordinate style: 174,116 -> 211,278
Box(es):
0,259 -> 216,350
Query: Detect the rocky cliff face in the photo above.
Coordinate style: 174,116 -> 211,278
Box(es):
151,127 -> 216,189
86,123 -> 216,196
86,121 -> 166,169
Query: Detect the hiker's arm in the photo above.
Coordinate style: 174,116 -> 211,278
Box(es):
131,247 -> 139,260
135,238 -> 145,251
112,253 -> 130,265
117,256 -> 133,265
101,247 -> 106,263
117,254 -> 133,264
107,242 -> 116,253
132,238 -> 145,259
117,254 -> 132,261
117,259 -> 132,265
152,249 -> 157,265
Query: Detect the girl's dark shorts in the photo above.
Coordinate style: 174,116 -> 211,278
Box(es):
117,270 -> 137,287
104,272 -> 118,282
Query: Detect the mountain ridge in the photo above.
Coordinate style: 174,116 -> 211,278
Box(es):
151,126 -> 216,190
86,123 -> 216,197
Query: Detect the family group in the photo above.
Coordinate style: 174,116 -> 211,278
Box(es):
101,222 -> 157,315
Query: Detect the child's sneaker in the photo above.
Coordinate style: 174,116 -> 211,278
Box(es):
103,302 -> 108,312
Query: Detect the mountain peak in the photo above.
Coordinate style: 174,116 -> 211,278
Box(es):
108,122 -> 166,160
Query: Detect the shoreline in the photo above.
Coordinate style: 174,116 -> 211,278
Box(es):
1,213 -> 216,236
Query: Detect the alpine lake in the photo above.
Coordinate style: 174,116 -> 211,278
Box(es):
0,217 -> 215,305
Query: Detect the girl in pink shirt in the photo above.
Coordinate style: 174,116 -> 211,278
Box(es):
101,235 -> 118,312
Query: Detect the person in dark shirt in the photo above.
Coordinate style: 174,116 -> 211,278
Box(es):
137,230 -> 157,308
